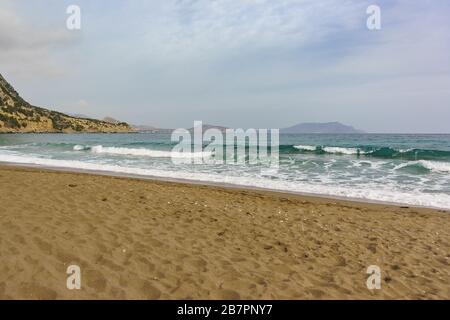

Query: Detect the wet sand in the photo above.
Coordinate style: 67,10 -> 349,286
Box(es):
0,165 -> 449,299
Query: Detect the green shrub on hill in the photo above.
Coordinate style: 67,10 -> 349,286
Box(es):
0,113 -> 21,128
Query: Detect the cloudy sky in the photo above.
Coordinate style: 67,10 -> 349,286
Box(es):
0,0 -> 449,132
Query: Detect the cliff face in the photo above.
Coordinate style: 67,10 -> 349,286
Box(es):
0,73 -> 132,133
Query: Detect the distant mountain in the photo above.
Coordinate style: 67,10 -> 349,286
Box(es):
281,122 -> 364,134
132,123 -> 229,134
131,124 -> 174,133
132,124 -> 158,131
0,73 -> 132,133
188,123 -> 228,132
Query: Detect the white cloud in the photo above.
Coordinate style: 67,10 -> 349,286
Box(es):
0,0 -> 78,77
329,1 -> 450,78
132,0 -> 367,63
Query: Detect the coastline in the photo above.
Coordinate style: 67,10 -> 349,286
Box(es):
0,164 -> 449,299
1,161 -> 448,211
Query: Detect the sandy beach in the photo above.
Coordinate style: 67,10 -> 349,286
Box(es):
0,164 -> 448,299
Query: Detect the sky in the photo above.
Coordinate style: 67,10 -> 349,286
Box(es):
0,0 -> 449,133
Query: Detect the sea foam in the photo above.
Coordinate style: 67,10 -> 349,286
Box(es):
82,145 -> 212,158
394,160 -> 450,173
1,151 -> 450,209
73,145 -> 89,151
322,147 -> 363,155
294,145 -> 317,151
294,145 -> 365,155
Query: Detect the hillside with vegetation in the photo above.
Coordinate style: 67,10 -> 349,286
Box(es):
0,73 -> 132,133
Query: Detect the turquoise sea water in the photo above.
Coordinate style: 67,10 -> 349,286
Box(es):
0,133 -> 449,209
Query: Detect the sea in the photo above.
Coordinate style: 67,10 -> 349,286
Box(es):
0,133 -> 449,209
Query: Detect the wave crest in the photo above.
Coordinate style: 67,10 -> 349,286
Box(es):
90,145 -> 212,158
395,160 -> 450,173
290,144 -> 450,160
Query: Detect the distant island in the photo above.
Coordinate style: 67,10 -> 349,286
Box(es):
0,73 -> 132,133
281,122 -> 365,134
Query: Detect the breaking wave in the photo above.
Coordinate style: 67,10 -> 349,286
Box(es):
394,160 -> 450,173
291,145 -> 450,160
88,145 -> 212,158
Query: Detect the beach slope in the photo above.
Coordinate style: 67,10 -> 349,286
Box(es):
0,165 -> 448,299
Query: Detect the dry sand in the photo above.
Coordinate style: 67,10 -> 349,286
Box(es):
0,165 -> 449,299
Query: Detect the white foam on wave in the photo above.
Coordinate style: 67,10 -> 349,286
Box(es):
420,160 -> 450,172
322,147 -> 364,155
89,145 -> 212,158
294,145 -> 367,155
1,151 -> 450,209
351,160 -> 373,168
73,145 -> 89,151
294,145 -> 317,151
394,160 -> 450,173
